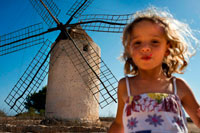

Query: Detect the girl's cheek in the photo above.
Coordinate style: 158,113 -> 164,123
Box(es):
197,108 -> 200,117
130,46 -> 140,52
128,46 -> 134,54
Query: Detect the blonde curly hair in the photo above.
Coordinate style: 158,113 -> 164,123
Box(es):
121,7 -> 198,77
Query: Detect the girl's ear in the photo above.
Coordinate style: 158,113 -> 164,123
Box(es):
126,44 -> 131,55
165,42 -> 170,56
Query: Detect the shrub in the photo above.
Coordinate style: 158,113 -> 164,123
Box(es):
0,109 -> 7,117
24,86 -> 46,115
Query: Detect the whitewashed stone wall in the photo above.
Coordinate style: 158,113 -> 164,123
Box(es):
45,30 -> 101,123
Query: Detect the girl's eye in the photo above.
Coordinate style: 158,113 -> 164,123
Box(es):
152,40 -> 159,43
135,41 -> 141,44
131,41 -> 141,47
151,40 -> 160,46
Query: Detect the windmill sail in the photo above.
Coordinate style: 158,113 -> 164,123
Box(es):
66,0 -> 94,18
0,23 -> 44,56
29,0 -> 61,28
76,14 -> 134,33
4,40 -> 57,113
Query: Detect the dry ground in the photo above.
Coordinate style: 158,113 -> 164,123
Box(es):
0,117 -> 199,132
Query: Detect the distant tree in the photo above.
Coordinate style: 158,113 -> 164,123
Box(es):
0,109 -> 7,117
24,86 -> 47,114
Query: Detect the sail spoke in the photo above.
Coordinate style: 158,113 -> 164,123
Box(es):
29,0 -> 61,28
66,0 -> 94,19
0,23 -> 44,56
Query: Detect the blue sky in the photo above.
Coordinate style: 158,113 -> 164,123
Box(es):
0,0 -> 200,117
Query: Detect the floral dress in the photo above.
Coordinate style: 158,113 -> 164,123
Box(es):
122,77 -> 188,133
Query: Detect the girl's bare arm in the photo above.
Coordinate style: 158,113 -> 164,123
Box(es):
108,78 -> 126,133
177,78 -> 200,128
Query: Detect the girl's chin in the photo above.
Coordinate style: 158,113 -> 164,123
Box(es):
137,65 -> 160,71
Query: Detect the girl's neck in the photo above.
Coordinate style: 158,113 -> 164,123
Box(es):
137,67 -> 167,81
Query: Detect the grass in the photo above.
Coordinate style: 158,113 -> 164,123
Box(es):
15,108 -> 44,120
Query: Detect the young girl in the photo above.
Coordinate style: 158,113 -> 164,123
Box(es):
108,7 -> 200,133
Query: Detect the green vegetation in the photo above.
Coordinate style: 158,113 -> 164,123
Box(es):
15,107 -> 44,118
24,86 -> 46,116
0,109 -> 7,117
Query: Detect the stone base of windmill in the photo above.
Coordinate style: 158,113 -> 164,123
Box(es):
45,33 -> 101,124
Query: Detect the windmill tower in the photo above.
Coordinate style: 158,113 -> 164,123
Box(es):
1,0 -> 133,122
46,27 -> 101,122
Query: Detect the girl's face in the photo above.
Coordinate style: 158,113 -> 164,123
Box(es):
128,20 -> 169,71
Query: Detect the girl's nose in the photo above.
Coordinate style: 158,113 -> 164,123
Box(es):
140,45 -> 151,53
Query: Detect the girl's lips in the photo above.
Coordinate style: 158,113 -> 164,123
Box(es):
141,54 -> 152,60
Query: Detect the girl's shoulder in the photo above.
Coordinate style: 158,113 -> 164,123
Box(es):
175,77 -> 192,99
118,76 -> 136,92
118,77 -> 126,88
175,77 -> 190,91
118,77 -> 127,95
118,77 -> 133,102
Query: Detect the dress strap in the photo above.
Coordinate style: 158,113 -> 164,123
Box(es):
172,76 -> 177,95
125,76 -> 131,96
